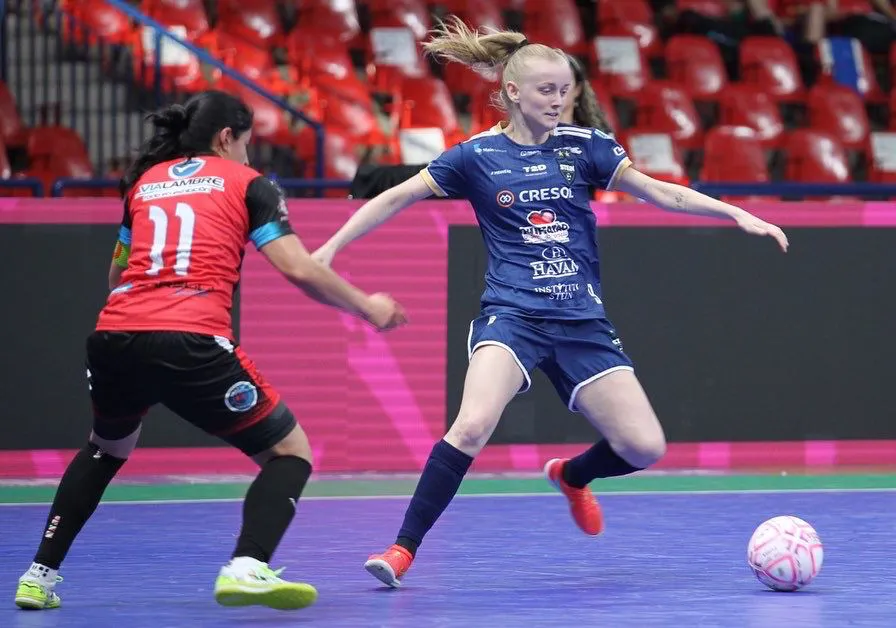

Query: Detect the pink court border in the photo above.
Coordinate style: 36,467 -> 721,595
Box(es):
3,198 -> 894,477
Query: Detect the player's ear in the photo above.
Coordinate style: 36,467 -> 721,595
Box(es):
215,127 -> 234,154
504,81 -> 521,105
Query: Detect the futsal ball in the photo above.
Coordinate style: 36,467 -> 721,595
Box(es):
747,515 -> 823,592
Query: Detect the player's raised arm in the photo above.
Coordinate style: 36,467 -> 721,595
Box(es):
312,171 -> 434,266
614,167 -> 789,253
259,235 -> 406,331
244,175 -> 407,331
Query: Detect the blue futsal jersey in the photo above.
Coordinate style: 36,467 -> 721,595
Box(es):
420,123 -> 632,321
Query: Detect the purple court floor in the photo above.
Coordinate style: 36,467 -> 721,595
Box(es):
2,491 -> 894,627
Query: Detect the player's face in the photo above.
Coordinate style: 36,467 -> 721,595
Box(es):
508,58 -> 572,134
216,127 -> 252,166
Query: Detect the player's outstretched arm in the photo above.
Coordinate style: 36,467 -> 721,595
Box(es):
312,173 -> 434,266
260,234 -> 407,331
615,167 -> 789,253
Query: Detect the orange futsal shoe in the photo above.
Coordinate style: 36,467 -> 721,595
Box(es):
364,544 -> 414,588
544,458 -> 605,535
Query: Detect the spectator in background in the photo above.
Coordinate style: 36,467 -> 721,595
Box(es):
661,0 -> 784,78
562,53 -> 614,136
828,0 -> 896,54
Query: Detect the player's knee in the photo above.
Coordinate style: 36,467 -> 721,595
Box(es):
613,428 -> 666,469
445,411 -> 499,455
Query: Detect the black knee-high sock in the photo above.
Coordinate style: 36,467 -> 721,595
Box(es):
232,455 -> 312,563
395,440 -> 473,556
563,440 -> 642,489
34,443 -> 126,569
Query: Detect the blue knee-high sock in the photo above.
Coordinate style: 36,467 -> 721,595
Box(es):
562,440 -> 642,489
396,440 -> 473,555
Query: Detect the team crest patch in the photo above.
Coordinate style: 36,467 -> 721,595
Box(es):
224,381 -> 258,412
554,148 -> 576,185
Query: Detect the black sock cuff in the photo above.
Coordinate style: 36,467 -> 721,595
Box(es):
433,439 -> 474,473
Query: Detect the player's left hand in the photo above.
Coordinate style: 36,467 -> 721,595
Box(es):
735,213 -> 789,253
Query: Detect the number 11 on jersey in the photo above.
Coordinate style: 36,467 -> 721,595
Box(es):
146,202 -> 196,276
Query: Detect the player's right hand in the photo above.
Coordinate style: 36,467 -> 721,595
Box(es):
363,293 -> 408,331
311,246 -> 336,267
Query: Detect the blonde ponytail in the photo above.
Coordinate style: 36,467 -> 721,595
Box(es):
423,16 -> 569,111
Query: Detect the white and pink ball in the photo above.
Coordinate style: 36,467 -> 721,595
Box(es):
747,515 -> 823,591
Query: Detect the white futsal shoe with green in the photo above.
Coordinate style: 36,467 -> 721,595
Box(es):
214,556 -> 318,610
15,564 -> 62,610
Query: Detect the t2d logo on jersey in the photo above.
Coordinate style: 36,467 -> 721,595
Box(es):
530,246 -> 579,280
523,163 -> 547,177
533,282 -> 580,301
520,210 -> 570,244
168,158 -> 206,179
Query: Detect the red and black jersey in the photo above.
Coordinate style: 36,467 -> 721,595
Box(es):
96,156 -> 292,339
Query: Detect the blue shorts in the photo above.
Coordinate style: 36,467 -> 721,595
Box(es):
467,314 -> 634,412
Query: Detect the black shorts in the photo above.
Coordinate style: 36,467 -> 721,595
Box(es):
86,331 -> 296,456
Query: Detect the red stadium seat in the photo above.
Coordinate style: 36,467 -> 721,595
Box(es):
297,129 -> 361,197
739,36 -> 805,103
718,84 -> 784,149
295,0 -> 361,43
784,130 -> 850,183
27,126 -> 90,164
590,81 -> 621,134
591,36 -> 648,96
665,35 -> 727,100
523,0 -> 586,54
596,0 -> 662,58
141,0 -> 209,39
676,0 -> 727,17
440,0 -> 505,31
634,82 -> 703,150
130,25 -> 220,93
0,139 -> 10,179
216,0 -> 284,48
617,130 -> 687,183
367,0 -> 432,41
836,0 -> 874,15
443,63 -> 499,115
869,132 -> 896,183
366,27 -> 430,93
0,82 -> 27,147
214,32 -> 297,97
700,126 -> 769,183
807,82 -> 869,153
58,0 -> 132,46
397,77 -> 464,144
23,127 -> 94,196
287,32 -> 356,85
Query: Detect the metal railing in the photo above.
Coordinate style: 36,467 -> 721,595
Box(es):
1,0 -> 326,186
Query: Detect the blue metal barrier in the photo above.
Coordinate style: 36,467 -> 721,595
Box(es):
691,182 -> 896,198
46,178 -> 896,200
0,178 -> 45,196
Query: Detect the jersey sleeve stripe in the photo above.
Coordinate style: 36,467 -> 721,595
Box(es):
419,168 -> 447,197
118,225 -> 132,245
607,157 -> 632,191
249,221 -> 291,249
